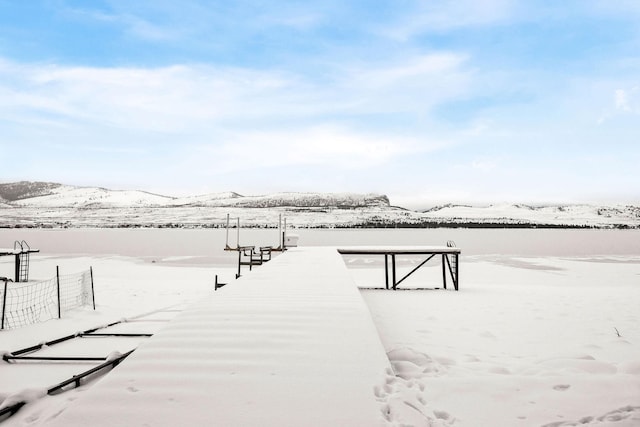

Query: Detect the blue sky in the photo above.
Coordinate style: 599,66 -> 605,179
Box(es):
1,0 -> 639,207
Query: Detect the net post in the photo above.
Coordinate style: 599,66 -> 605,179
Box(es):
56,266 -> 61,319
90,266 -> 96,310
1,279 -> 7,330
14,253 -> 20,282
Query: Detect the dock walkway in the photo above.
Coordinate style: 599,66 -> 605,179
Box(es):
48,247 -> 391,427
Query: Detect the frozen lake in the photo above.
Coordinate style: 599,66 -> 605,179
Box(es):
1,228 -> 639,281
1,228 -> 639,426
1,228 -> 639,259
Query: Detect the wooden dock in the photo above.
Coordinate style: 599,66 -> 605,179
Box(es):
48,247 -> 392,426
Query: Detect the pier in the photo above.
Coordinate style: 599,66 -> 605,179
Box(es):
48,247 -> 393,426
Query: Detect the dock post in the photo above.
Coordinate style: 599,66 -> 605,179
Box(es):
225,214 -> 230,249
384,254 -> 389,290
442,255 -> 447,289
215,275 -> 227,291
236,250 -> 242,279
278,214 -> 283,250
391,254 -> 397,290
454,253 -> 459,291
236,218 -> 240,248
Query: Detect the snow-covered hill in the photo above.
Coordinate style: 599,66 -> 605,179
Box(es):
0,182 -> 638,228
0,181 -> 63,201
11,186 -> 174,208
1,182 -> 389,210
421,203 -> 640,228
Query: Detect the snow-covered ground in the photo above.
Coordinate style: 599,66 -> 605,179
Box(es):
0,229 -> 639,426
357,256 -> 640,426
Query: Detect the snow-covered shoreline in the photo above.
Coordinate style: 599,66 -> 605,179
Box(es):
1,204 -> 639,229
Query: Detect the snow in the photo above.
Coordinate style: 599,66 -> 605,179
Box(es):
7,184 -> 388,210
42,247 -> 391,427
422,203 -> 640,228
11,186 -> 173,208
338,245 -> 460,254
0,388 -> 47,412
2,182 -> 637,228
0,229 -> 639,426
359,255 -> 640,426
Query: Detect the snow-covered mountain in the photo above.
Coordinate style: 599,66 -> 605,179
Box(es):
1,182 -> 389,210
0,182 -> 638,228
9,185 -> 173,208
185,193 -> 390,209
0,181 -> 63,201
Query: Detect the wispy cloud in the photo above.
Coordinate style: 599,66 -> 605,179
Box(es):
0,54 -> 462,180
64,6 -> 183,42
381,0 -> 515,40
204,125 -> 442,174
0,50 -> 471,131
614,86 -> 639,112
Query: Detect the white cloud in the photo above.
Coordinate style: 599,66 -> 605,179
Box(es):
0,61 -> 297,132
382,0 -> 515,40
599,85 -> 640,123
64,2 -> 203,42
614,86 -> 640,113
197,125 -> 441,174
615,89 -> 631,111
471,158 -> 499,172
0,51 -> 471,134
0,55 -> 466,187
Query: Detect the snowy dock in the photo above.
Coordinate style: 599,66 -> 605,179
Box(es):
47,247 -> 392,426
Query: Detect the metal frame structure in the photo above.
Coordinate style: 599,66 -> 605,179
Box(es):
0,307 -> 179,422
224,214 -> 289,252
337,245 -> 461,290
0,241 -> 40,283
223,214 -> 286,279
